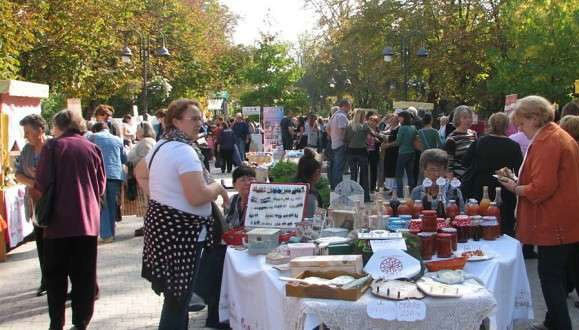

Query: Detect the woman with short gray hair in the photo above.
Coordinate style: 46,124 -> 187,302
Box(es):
444,105 -> 477,179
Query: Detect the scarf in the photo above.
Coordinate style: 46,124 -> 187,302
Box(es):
162,127 -> 211,182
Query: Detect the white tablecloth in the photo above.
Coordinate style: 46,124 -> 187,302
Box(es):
219,235 -> 533,330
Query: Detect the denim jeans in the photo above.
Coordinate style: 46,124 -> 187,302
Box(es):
348,150 -> 370,201
236,139 -> 246,161
158,241 -> 204,330
538,244 -> 574,330
330,146 -> 346,190
100,180 -> 122,239
395,152 -> 416,196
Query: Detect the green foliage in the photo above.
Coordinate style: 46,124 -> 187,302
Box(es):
41,94 -> 67,124
268,161 -> 330,207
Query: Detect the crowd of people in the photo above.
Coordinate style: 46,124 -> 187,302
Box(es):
11,94 -> 579,330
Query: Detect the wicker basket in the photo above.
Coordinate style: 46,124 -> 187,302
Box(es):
425,256 -> 467,272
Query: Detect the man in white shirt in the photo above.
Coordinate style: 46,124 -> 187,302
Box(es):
326,99 -> 351,190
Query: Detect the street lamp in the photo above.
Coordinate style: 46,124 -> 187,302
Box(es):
384,34 -> 428,101
120,31 -> 170,115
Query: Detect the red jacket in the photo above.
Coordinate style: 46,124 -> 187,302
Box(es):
516,122 -> 579,246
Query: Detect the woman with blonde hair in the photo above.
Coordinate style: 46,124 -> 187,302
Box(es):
345,109 -> 371,201
498,95 -> 579,330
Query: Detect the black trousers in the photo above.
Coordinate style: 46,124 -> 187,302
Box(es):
368,149 -> 380,192
538,244 -> 575,330
34,225 -> 46,289
45,236 -> 97,330
220,149 -> 233,173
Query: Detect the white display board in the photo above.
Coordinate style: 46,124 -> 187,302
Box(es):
244,183 -> 307,229
242,106 -> 261,116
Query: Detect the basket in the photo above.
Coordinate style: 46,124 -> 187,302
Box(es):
424,256 -> 467,272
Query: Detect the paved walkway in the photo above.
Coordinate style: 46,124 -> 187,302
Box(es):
1,170 -> 579,328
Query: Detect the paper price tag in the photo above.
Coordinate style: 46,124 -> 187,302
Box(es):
367,299 -> 426,321
367,300 -> 396,320
396,300 -> 426,321
370,239 -> 407,251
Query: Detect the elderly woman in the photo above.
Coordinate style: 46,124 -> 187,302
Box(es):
444,105 -> 477,180
498,95 -> 579,330
127,122 -> 157,236
560,115 -> 579,142
15,114 -> 48,296
135,99 -> 228,329
35,110 -> 106,330
462,112 -> 522,236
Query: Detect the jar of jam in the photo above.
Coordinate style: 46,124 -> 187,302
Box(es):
445,200 -> 459,221
485,202 -> 500,219
412,200 -> 424,218
466,199 -> 480,216
456,224 -> 469,243
442,228 -> 458,251
484,215 -> 501,238
436,233 -> 453,258
421,210 -> 438,232
481,222 -> 496,241
453,214 -> 470,227
398,201 -> 412,216
418,232 -> 435,260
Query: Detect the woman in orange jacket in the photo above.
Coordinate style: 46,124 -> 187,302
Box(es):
499,95 -> 579,330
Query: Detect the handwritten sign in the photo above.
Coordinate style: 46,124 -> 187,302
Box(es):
370,239 -> 407,251
367,299 -> 426,321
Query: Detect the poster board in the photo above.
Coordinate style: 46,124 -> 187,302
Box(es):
393,101 -> 434,111
262,106 -> 284,152
244,183 -> 307,229
242,106 -> 261,116
67,98 -> 82,117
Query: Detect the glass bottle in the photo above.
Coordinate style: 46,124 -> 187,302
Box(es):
435,189 -> 447,219
494,187 -> 503,207
403,185 -> 414,211
486,201 -> 501,223
480,186 -> 491,215
390,189 -> 400,216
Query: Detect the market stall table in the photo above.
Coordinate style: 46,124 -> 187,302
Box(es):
219,235 -> 532,330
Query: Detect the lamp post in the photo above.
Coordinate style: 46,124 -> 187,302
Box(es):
383,33 -> 428,101
121,31 -> 170,115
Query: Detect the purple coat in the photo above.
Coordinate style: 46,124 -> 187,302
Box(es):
35,131 -> 106,239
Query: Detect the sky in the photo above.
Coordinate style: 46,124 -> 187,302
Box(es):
219,0 -> 318,46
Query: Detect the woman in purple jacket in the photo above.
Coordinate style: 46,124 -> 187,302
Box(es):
35,109 -> 106,330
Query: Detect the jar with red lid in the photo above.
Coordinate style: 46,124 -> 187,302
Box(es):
418,232 -> 436,260
436,233 -> 453,258
441,228 -> 458,251
453,214 -> 470,227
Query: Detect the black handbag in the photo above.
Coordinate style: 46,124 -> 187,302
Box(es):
34,140 -> 56,228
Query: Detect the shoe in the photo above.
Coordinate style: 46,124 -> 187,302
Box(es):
36,286 -> 47,297
205,321 -> 231,329
528,322 -> 549,330
134,227 -> 144,237
188,303 -> 205,312
100,237 -> 114,244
